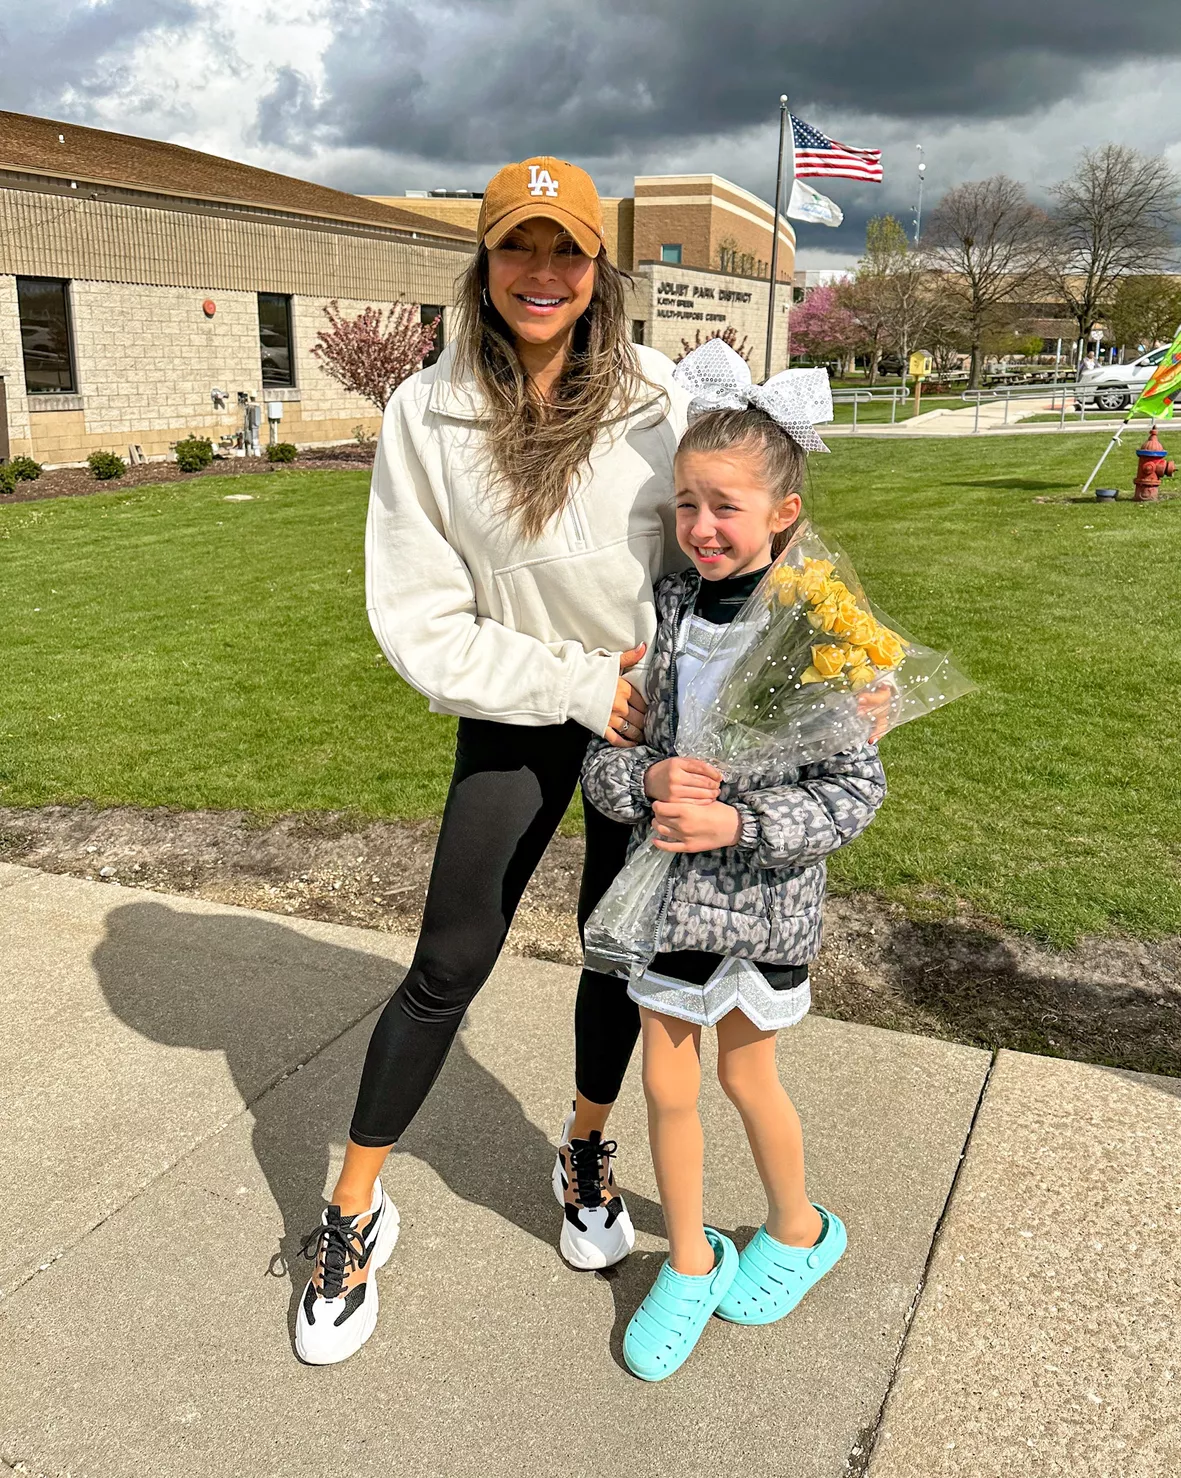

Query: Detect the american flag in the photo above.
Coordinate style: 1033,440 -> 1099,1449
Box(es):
791,114 -> 883,183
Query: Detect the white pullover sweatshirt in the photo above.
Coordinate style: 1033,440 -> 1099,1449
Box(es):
365,342 -> 690,736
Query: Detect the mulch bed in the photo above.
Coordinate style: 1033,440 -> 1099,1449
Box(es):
2,803 -> 1177,1081
0,444 -> 375,504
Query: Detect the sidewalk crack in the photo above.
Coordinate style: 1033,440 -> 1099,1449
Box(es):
3,996 -> 385,1299
845,1049 -> 997,1477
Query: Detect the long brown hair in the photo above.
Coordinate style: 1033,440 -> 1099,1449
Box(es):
454,243 -> 657,540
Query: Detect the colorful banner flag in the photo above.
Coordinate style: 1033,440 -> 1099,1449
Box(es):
786,178 -> 843,228
1131,325 -> 1181,419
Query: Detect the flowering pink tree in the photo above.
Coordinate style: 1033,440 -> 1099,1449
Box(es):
788,281 -> 860,369
311,300 -> 440,411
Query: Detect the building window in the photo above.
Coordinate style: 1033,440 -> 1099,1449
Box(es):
258,293 -> 295,388
631,320 -> 646,345
793,286 -> 806,304
660,243 -> 682,265
420,304 -> 444,367
17,277 -> 76,393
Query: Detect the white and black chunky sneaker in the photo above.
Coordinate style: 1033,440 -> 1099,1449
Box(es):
294,1178 -> 400,1365
552,1108 -> 635,1270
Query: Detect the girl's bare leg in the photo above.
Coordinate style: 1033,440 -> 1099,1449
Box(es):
640,1008 -> 714,1276
715,1010 -> 822,1248
331,1140 -> 393,1217
571,1092 -> 613,1140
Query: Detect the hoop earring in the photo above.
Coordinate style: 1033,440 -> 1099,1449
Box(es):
481,287 -> 490,307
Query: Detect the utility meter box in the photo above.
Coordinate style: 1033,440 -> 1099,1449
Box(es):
266,401 -> 283,421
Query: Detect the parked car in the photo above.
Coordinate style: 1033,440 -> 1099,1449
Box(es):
1075,342 -> 1173,412
875,352 -> 905,377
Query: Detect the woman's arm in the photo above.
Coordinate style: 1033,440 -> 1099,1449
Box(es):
730,745 -> 887,870
366,392 -> 622,733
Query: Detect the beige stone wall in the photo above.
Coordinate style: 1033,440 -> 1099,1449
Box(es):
4,275 -> 431,464
632,263 -> 791,376
0,273 -> 32,455
0,184 -> 471,303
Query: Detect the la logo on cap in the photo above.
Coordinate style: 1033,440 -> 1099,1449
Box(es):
527,164 -> 559,197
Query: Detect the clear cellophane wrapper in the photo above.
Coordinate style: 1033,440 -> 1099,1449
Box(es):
582,522 -> 976,975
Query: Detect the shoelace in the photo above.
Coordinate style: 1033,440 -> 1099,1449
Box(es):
300,1215 -> 365,1300
569,1135 -> 618,1209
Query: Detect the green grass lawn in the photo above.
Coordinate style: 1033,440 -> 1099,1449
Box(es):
2,442 -> 1179,944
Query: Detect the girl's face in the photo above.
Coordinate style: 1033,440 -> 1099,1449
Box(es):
486,218 -> 595,351
675,447 -> 801,581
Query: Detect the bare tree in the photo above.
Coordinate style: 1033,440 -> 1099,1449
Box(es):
311,300 -> 440,411
1107,273 -> 1181,355
675,325 -> 752,363
924,176 -> 1047,387
1047,144 -> 1181,357
838,216 -> 933,382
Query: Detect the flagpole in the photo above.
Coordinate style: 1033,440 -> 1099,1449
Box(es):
764,94 -> 789,382
1080,413 -> 1133,496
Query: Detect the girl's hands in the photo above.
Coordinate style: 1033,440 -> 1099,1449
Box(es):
651,800 -> 742,853
644,756 -> 723,804
605,643 -> 648,748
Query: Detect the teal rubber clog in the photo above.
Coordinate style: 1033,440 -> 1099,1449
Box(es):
715,1206 -> 847,1326
623,1227 -> 738,1382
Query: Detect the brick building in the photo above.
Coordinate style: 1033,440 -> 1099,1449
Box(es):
0,111 -> 474,468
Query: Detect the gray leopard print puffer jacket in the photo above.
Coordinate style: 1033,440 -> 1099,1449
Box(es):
581,568 -> 887,965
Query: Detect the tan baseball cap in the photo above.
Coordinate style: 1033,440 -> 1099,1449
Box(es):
478,156 -> 604,258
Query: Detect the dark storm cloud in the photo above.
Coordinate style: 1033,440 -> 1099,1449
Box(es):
268,0 -> 1181,163
0,0 -> 198,116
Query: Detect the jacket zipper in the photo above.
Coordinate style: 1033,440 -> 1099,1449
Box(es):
649,575 -> 700,959
564,490 -> 588,549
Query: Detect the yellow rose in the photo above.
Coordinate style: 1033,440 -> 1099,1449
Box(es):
844,646 -> 869,668
810,644 -> 847,679
773,569 -> 800,606
798,568 -> 831,603
802,557 -> 835,578
828,598 -> 862,638
844,610 -> 878,646
800,665 -> 825,684
848,662 -> 875,690
863,624 -> 906,669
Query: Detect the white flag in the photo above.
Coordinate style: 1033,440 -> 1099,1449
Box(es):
786,177 -> 843,228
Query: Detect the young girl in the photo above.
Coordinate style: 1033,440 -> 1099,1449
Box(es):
581,346 -> 887,1382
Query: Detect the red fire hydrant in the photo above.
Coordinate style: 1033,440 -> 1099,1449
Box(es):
1133,426 -> 1175,502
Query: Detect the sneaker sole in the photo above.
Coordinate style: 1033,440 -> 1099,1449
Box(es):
552,1155 -> 635,1269
295,1196 -> 400,1365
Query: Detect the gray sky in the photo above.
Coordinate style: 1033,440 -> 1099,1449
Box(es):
4,1 -> 1181,268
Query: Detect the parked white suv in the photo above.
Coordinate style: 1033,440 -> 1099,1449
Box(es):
1075,343 -> 1170,412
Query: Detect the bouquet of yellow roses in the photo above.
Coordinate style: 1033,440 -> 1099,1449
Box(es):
582,521 -> 974,973
678,520 -> 973,772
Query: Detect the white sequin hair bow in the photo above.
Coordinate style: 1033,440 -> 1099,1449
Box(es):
672,337 -> 832,453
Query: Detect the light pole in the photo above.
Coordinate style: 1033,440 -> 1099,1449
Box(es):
912,145 -> 926,244
764,94 -> 790,382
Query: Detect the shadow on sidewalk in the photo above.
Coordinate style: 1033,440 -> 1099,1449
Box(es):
91,899 -> 665,1354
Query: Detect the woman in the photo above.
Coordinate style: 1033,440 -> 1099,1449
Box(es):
295,156 -> 690,1364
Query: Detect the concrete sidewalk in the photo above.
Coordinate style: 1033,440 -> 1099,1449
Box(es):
1,862 -> 1177,1477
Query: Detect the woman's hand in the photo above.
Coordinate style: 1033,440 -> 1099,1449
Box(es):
644,756 -> 723,804
856,681 -> 893,743
651,800 -> 742,853
605,643 -> 648,748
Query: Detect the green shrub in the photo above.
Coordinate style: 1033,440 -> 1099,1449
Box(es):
174,436 -> 214,473
88,450 -> 126,481
7,455 -> 42,482
266,442 -> 298,463
0,465 -> 17,495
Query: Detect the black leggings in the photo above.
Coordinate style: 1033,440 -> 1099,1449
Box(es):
349,718 -> 641,1145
